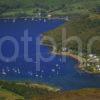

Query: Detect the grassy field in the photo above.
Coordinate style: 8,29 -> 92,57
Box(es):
37,88 -> 100,100
0,87 -> 100,100
0,88 -> 24,100
0,81 -> 57,100
0,81 -> 100,100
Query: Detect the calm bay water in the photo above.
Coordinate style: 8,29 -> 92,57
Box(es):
0,18 -> 100,90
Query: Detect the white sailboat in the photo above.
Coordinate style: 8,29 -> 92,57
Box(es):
41,70 -> 44,73
40,74 -> 43,78
28,72 -> 33,76
56,64 -> 59,67
35,74 -> 39,77
32,18 -> 34,21
56,70 -> 59,75
14,69 -> 17,73
13,19 -> 16,23
59,58 -> 62,62
51,69 -> 55,72
4,20 -> 7,23
17,68 -> 21,74
44,19 -> 46,22
6,67 -> 10,72
2,69 -> 7,75
24,18 -> 27,21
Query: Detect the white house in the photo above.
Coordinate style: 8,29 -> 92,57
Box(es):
48,14 -> 52,18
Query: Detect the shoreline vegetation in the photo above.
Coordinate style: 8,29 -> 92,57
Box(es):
42,13 -> 100,74
16,82 -> 60,92
42,37 -> 100,74
41,43 -> 97,74
0,80 -> 60,100
42,42 -> 100,75
52,51 -> 100,74
52,51 -> 85,69
0,88 -> 24,100
0,80 -> 100,100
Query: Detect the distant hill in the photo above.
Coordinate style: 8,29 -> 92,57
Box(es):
43,14 -> 100,55
0,0 -> 100,18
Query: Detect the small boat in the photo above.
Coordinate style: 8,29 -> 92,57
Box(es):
35,61 -> 38,64
39,18 -> 42,21
4,20 -> 7,23
24,18 -> 27,21
32,18 -> 34,21
14,69 -> 17,73
56,70 -> 59,75
51,69 -> 55,72
6,59 -> 9,62
2,69 -> 7,75
44,19 -> 46,22
58,67 -> 61,70
40,75 -> 43,78
17,68 -> 21,74
56,64 -> 59,67
35,74 -> 39,77
28,72 -> 33,76
6,67 -> 10,72
12,68 -> 15,71
41,70 -> 44,73
35,19 -> 38,21
13,19 -> 16,23
7,69 -> 10,72
59,58 -> 62,62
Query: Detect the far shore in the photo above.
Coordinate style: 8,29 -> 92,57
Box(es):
0,17 -> 47,20
0,16 -> 67,21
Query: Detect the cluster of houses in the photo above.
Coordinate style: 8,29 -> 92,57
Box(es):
35,12 -> 69,21
87,54 -> 100,71
35,12 -> 52,19
54,47 -> 100,72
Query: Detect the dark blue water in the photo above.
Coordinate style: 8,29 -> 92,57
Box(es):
0,18 -> 100,90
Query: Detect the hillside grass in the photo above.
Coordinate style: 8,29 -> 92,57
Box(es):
0,81 -> 100,100
0,88 -> 24,100
43,14 -> 100,55
0,80 -> 57,100
36,88 -> 100,100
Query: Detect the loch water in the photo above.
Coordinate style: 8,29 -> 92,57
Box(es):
0,18 -> 100,90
